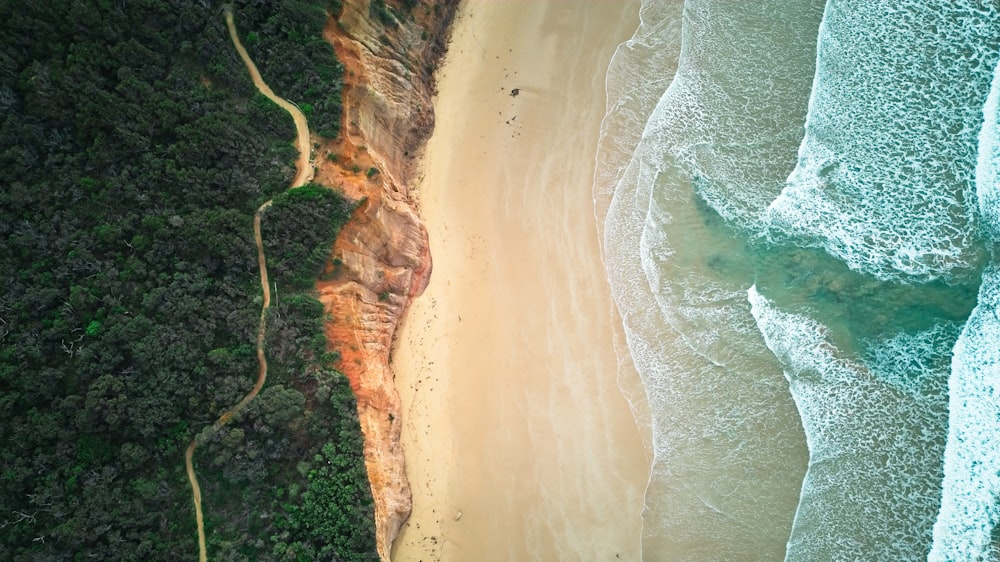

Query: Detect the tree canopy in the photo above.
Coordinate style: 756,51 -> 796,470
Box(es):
0,0 -> 374,559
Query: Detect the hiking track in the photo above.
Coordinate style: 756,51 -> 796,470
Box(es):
185,7 -> 313,561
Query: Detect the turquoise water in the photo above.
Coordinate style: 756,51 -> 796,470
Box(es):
595,0 -> 1000,559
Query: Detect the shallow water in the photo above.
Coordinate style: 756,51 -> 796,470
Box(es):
595,0 -> 1000,559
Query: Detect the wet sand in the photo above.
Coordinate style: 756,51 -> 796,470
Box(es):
391,1 -> 647,560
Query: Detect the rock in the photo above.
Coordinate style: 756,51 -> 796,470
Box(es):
314,2 -> 456,560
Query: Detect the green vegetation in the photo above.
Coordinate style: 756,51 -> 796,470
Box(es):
272,433 -> 374,560
236,0 -> 346,139
263,183 -> 356,290
0,0 -> 374,559
370,0 -> 398,28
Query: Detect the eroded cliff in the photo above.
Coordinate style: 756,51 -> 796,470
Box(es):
313,1 -> 457,559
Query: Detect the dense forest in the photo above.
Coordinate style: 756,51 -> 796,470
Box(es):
234,1 -> 345,139
0,0 -> 378,559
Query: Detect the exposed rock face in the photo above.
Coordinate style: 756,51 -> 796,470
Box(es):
313,1 -> 456,559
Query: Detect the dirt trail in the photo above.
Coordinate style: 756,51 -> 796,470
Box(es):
224,7 -> 313,188
185,7 -> 313,561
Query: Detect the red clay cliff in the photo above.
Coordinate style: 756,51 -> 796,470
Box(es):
313,1 -> 457,559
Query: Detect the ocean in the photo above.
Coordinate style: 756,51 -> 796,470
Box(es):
593,1 -> 1000,560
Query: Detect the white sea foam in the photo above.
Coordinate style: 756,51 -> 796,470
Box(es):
861,322 -> 961,399
640,1 -> 825,237
598,1 -> 999,559
979,58 -> 1000,241
597,0 -> 826,557
593,0 -> 687,556
749,287 -> 951,560
766,0 -> 1000,282
929,268 -> 1000,561
929,59 -> 1000,562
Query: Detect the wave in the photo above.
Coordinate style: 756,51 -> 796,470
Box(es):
601,0 -> 827,557
750,2 -> 998,557
597,1 -> 1000,560
750,286 -> 959,559
765,0 -> 1000,282
930,58 -> 1000,562
641,0 -> 826,236
592,0 -> 688,555
637,0 -> 824,383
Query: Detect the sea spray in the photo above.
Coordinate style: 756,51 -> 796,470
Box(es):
930,59 -> 1000,562
766,0 -> 1000,282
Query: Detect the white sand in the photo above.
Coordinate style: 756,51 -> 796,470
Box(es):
391,1 -> 647,560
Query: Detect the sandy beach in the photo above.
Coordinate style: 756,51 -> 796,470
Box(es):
390,1 -> 647,560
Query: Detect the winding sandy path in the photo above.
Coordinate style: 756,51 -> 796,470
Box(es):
224,7 -> 313,188
185,7 -> 313,561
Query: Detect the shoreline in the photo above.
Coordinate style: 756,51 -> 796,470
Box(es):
391,1 -> 647,560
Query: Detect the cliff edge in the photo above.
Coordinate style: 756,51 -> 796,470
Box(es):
313,1 -> 457,559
